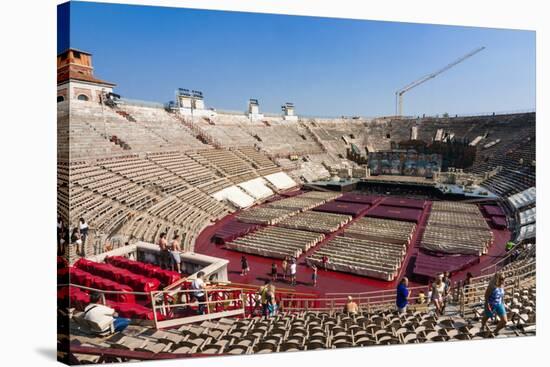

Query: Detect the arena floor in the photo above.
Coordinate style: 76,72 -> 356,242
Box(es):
194,195 -> 511,295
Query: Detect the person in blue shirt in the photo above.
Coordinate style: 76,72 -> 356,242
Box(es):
481,273 -> 508,334
396,277 -> 410,313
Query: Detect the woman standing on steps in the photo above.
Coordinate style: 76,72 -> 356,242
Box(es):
481,273 -> 508,335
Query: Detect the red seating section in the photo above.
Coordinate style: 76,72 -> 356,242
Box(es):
57,286 -> 164,321
58,285 -> 91,306
106,301 -> 165,321
60,258 -> 180,321
75,258 -> 161,293
104,256 -> 181,287
69,267 -> 136,304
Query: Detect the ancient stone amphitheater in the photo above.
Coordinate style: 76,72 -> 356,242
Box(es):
58,97 -> 536,364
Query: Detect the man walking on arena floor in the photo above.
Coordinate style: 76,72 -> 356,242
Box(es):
289,260 -> 297,286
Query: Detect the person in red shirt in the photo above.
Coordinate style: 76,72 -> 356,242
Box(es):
321,255 -> 329,271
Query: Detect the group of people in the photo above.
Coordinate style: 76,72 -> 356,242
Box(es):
394,271 -> 508,335
395,272 -> 453,315
157,232 -> 183,273
278,257 -> 298,285
239,255 -> 319,287
57,217 -> 89,256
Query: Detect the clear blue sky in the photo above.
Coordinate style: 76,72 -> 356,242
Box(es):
59,1 -> 535,117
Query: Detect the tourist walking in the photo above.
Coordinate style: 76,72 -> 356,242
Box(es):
481,273 -> 508,334
266,283 -> 278,317
344,296 -> 359,315
79,218 -> 89,244
271,262 -> 278,281
311,264 -> 318,286
241,255 -> 249,276
321,255 -> 329,271
396,277 -> 410,313
281,257 -> 288,281
431,274 -> 446,315
289,260 -> 297,286
191,271 -> 207,315
71,227 -> 83,256
258,280 -> 270,316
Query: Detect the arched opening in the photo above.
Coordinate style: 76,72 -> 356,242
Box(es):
57,95 -> 65,103
77,94 -> 89,101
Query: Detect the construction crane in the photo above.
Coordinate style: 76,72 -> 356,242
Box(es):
395,46 -> 485,116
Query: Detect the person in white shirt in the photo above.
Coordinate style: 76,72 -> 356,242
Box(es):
191,271 -> 207,314
84,293 -> 130,333
79,218 -> 90,254
71,227 -> 83,256
79,218 -> 89,241
289,261 -> 297,286
431,274 -> 446,315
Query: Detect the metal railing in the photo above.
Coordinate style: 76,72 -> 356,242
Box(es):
281,258 -> 536,315
281,285 -> 430,313
458,264 -> 535,316
150,287 -> 246,329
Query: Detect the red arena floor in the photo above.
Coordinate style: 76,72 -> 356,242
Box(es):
193,196 -> 511,296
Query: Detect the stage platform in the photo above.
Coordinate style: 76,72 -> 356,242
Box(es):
362,175 -> 436,186
312,201 -> 370,217
335,193 -> 380,205
381,197 -> 426,209
307,178 -> 361,192
435,183 -> 499,199
366,205 -> 424,223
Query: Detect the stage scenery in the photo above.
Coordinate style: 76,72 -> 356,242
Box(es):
57,1 -> 536,364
